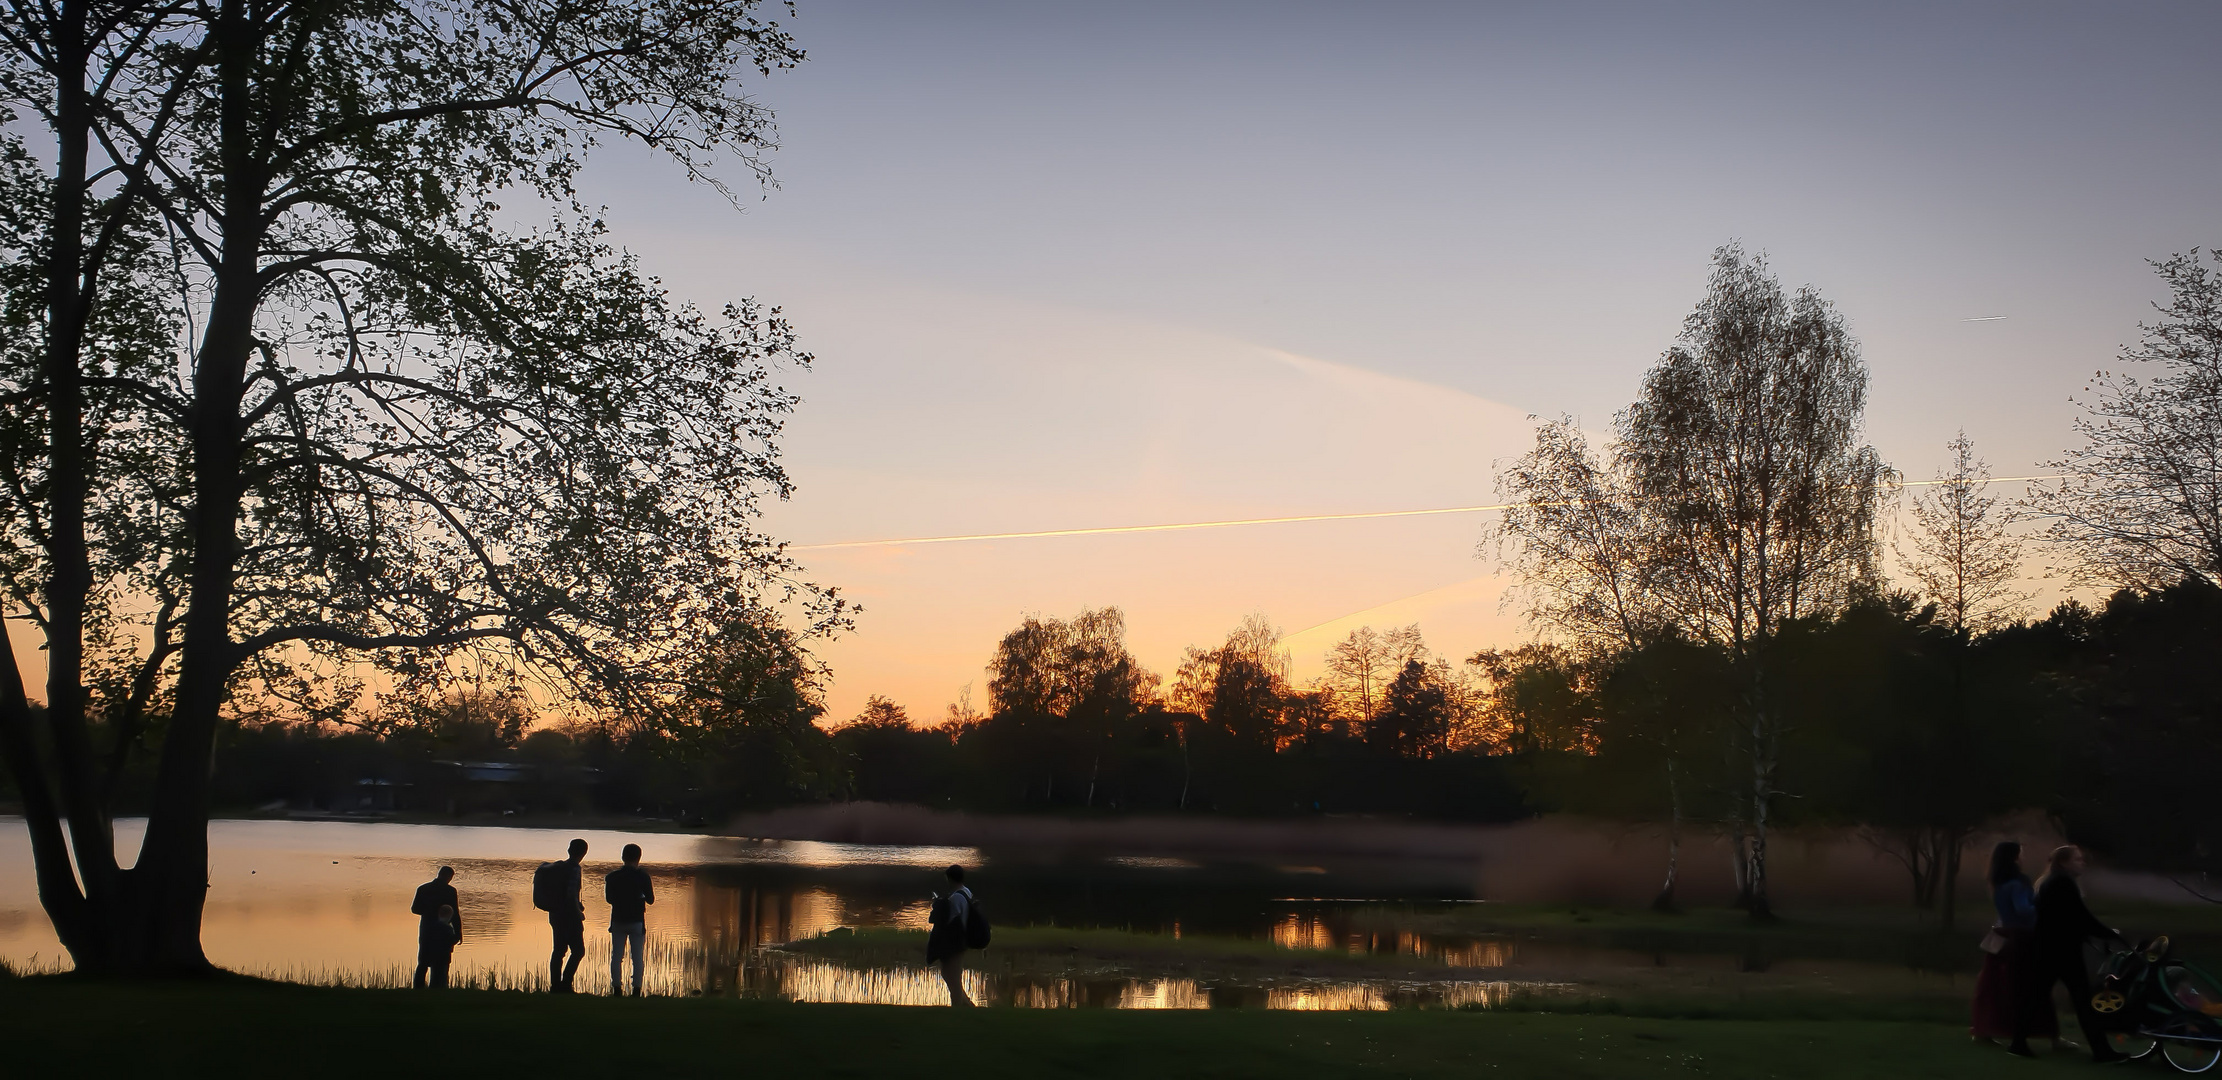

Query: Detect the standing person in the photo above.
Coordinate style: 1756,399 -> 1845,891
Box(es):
1974,843 -> 2052,1052
605,843 -> 655,996
926,864 -> 975,1008
534,838 -> 589,993
410,866 -> 463,989
420,905 -> 461,988
2032,844 -> 2126,1062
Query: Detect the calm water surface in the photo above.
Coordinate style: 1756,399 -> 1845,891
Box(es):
0,817 -> 1936,1008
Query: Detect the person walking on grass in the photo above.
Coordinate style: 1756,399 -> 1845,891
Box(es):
533,838 -> 589,993
927,863 -> 977,1007
2030,844 -> 2127,1063
410,865 -> 463,989
605,843 -> 655,996
1973,842 -> 2054,1052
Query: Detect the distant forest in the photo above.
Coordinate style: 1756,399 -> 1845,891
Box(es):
44,576 -> 2218,920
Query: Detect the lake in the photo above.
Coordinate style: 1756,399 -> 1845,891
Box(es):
0,816 -> 1967,1008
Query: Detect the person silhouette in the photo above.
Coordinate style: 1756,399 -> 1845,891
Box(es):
410,865 -> 462,989
546,838 -> 589,993
2031,845 -> 2127,1062
927,864 -> 975,1007
605,843 -> 655,996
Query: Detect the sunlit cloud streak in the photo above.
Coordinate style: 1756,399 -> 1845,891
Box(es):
793,476 -> 2066,552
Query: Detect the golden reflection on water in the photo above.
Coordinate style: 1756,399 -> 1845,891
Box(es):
1410,932 -> 1513,967
1116,978 -> 1211,1009
1008,979 -> 1083,1008
1271,916 -> 1513,968
1435,981 -> 1525,1009
1271,913 -> 1340,951
779,959 -> 991,1006
1267,984 -> 1392,1011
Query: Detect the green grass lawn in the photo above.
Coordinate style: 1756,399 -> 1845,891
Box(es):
0,975 -> 2099,1079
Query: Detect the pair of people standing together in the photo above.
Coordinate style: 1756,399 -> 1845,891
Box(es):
406,838 -> 657,995
538,838 -> 657,995
1973,842 -> 2127,1063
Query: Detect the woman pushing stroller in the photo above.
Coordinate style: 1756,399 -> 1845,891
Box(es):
1978,842 -> 2128,1062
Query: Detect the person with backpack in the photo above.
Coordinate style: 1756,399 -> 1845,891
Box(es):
534,838 -> 589,993
409,865 -> 463,989
604,843 -> 655,996
926,863 -> 988,1007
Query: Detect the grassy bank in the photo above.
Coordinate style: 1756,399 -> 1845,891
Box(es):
0,975 -> 2092,1080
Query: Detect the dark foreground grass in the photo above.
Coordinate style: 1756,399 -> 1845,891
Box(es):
0,975 -> 2096,1080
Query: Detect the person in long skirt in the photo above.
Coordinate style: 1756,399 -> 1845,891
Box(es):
1972,842 -> 2054,1049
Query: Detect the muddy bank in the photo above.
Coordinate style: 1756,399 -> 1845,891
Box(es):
724,803 -> 2113,908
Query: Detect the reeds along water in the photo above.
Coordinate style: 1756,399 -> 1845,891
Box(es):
240,947 -> 1545,1011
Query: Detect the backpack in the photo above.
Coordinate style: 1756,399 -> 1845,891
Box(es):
531,861 -> 564,913
962,895 -> 992,950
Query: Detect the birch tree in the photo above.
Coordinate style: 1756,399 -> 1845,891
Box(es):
1496,243 -> 1887,919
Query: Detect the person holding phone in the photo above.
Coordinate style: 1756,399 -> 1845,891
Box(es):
926,864 -> 975,1007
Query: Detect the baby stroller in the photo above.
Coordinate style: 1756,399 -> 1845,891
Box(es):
2093,936 -> 2222,1072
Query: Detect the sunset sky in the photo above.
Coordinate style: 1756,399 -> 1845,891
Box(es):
569,1 -> 2222,723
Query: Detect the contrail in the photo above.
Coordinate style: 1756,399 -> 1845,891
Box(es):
791,474 -> 2067,551
792,504 -> 1517,550
1960,316 -> 2008,322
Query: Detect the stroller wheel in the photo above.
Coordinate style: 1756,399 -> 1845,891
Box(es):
2094,990 -> 2128,1013
2163,1040 -> 2222,1073
2111,1032 -> 2160,1060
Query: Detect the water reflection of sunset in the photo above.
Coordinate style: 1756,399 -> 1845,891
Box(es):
780,960 -> 989,1006
1267,984 -> 1392,1011
1270,914 -> 1340,952
1116,979 -> 1211,1010
2,820 -> 1580,1008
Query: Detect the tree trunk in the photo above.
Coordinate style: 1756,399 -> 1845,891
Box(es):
1747,707 -> 1777,922
1727,816 -> 1751,909
1652,757 -> 1681,912
1905,827 -> 1941,910
0,621 -> 94,957
1,0 -> 142,975
105,0 -> 264,974
1177,726 -> 1192,810
1939,829 -> 1965,931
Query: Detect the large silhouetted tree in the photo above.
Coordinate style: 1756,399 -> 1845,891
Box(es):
1497,243 -> 1887,919
1318,624 -> 1423,731
1171,614 -> 1290,748
1621,245 -> 1888,919
0,1 -> 836,974
985,607 -> 1156,806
